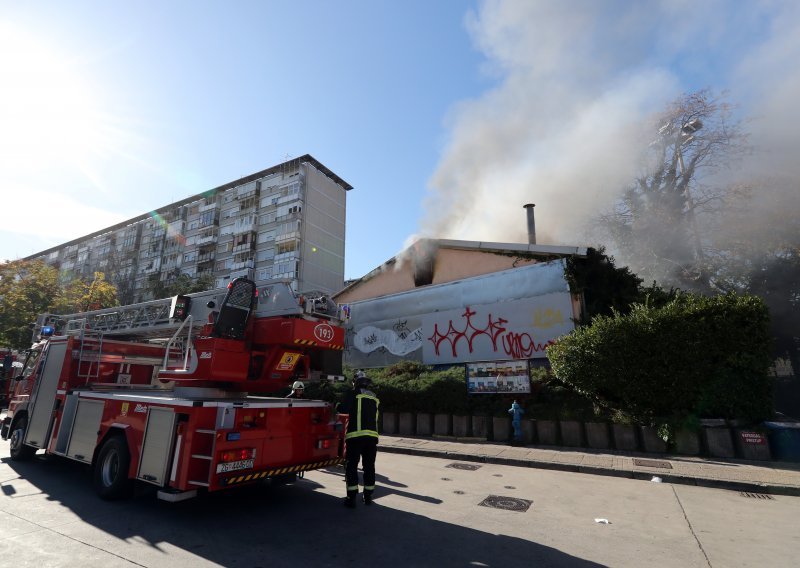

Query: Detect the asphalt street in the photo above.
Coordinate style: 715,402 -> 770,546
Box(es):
1,443 -> 798,568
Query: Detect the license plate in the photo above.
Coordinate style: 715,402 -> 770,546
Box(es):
216,459 -> 255,474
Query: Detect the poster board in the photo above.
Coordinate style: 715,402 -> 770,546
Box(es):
466,359 -> 530,394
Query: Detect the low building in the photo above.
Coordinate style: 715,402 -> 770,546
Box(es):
334,238 -> 588,370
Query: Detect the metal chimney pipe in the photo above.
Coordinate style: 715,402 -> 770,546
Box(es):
523,203 -> 536,244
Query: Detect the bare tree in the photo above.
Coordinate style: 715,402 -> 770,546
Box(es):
599,90 -> 749,291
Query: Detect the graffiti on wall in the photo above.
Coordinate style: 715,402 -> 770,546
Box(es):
352,323 -> 424,356
421,293 -> 574,364
345,293 -> 575,367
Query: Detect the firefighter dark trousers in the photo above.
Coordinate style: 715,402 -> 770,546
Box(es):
345,436 -> 378,498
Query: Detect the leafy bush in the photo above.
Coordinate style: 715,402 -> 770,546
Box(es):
329,362 -> 602,420
546,292 -> 774,426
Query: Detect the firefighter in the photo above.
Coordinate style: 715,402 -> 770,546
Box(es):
285,380 -> 305,399
339,370 -> 380,508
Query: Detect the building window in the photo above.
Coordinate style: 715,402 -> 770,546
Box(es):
234,233 -> 252,248
199,210 -> 215,227
256,248 -> 275,262
276,241 -> 297,255
257,230 -> 275,243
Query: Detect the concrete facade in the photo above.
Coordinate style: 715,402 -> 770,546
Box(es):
27,155 -> 351,302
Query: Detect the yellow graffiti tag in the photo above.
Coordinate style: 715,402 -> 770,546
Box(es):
532,308 -> 565,329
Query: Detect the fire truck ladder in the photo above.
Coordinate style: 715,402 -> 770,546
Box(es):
76,323 -> 104,382
38,295 -> 201,380
187,425 -> 217,488
44,295 -> 182,339
162,316 -> 195,373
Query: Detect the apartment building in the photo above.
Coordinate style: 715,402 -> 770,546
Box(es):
28,155 -> 351,303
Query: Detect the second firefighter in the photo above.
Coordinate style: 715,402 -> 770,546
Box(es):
339,371 -> 380,508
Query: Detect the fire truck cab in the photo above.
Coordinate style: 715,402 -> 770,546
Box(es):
0,278 -> 347,502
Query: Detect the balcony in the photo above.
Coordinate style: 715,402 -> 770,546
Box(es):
233,220 -> 255,234
275,211 -> 301,223
196,232 -> 218,245
274,251 -> 299,263
232,242 -> 255,254
275,231 -> 300,242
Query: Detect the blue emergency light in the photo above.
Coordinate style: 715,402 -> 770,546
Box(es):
40,326 -> 55,337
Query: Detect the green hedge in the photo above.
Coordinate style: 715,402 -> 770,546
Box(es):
546,292 -> 774,426
305,361 -> 597,419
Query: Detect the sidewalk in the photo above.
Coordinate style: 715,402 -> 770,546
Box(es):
379,435 -> 800,496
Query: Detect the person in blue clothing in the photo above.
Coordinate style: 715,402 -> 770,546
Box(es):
508,400 -> 525,443
338,370 -> 380,508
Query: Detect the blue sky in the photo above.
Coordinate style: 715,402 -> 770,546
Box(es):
2,1 -> 799,280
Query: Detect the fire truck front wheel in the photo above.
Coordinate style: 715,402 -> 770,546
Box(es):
93,436 -> 134,500
9,416 -> 36,461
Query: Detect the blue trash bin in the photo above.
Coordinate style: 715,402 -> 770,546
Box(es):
764,421 -> 800,461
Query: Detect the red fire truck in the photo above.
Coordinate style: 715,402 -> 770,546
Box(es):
0,278 -> 347,501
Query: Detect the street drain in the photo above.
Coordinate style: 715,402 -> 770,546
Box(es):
446,463 -> 482,471
441,478 -> 452,481
454,490 -> 465,495
740,492 -> 774,500
493,474 -> 503,477
504,486 -> 516,489
479,495 -> 532,512
633,458 -> 673,469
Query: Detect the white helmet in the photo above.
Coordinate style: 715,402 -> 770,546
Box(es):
292,381 -> 305,390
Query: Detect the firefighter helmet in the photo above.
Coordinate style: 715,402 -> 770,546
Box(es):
292,381 -> 305,390
353,371 -> 371,389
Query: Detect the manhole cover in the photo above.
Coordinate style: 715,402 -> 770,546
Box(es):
479,495 -> 532,512
446,463 -> 482,471
633,458 -> 673,469
740,492 -> 774,500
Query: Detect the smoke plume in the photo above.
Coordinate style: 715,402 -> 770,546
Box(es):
420,1 -> 800,254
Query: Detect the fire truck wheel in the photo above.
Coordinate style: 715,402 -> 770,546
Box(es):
9,416 -> 36,461
93,436 -> 134,500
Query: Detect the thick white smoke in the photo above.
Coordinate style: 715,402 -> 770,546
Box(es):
421,0 -> 800,249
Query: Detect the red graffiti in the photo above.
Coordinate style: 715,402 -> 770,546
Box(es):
427,306 -> 507,357
501,332 -> 554,358
428,307 -> 553,359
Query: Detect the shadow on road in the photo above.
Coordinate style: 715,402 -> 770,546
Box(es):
1,455 -> 606,567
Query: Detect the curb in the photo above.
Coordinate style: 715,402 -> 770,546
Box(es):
379,444 -> 800,497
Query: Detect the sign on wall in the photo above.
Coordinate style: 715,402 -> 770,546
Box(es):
466,360 -> 530,394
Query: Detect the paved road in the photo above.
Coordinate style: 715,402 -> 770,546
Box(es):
1,445 -> 798,567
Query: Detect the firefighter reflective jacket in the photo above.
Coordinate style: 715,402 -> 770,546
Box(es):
340,388 -> 380,440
